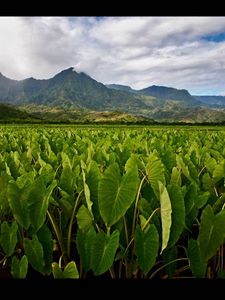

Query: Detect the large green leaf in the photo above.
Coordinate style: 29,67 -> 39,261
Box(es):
198,205 -> 225,262
28,178 -> 56,232
16,171 -> 36,189
146,153 -> 165,198
183,155 -> 199,183
0,174 -> 11,215
98,162 -> 139,227
76,205 -> 93,232
162,246 -> 177,278
159,181 -> 172,254
196,191 -> 210,209
58,190 -> 73,217
24,235 -> 45,274
76,226 -> 96,272
188,239 -> 207,278
91,230 -> 119,276
125,155 -> 139,174
213,193 -> 225,213
0,221 -> 18,257
52,262 -> 63,278
52,261 -> 79,279
11,255 -> 28,279
37,224 -> 53,275
212,161 -> 225,184
170,167 -> 181,186
135,224 -> 159,275
7,181 -> 30,229
39,163 -> 55,186
167,185 -> 185,247
202,173 -> 214,193
82,170 -> 93,217
59,153 -> 75,194
205,155 -> 217,175
63,261 -> 79,279
86,160 -> 101,218
184,182 -> 197,214
161,150 -> 176,173
176,154 -> 191,181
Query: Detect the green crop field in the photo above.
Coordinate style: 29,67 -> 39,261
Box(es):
1,125 -> 225,279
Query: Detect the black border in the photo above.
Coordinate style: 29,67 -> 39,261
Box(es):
0,1 -> 224,17
0,278 -> 222,298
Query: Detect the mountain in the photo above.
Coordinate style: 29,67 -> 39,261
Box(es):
1,68 -> 225,123
106,84 -> 136,93
137,85 -> 199,105
0,69 -> 199,109
107,83 -> 199,105
0,73 -> 19,101
194,95 -> 225,107
0,68 -> 146,112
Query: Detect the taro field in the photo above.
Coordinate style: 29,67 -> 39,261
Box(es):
0,125 -> 225,278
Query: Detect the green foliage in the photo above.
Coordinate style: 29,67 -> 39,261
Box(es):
24,235 -> 45,274
76,226 -> 96,272
0,221 -> 18,257
76,205 -> 93,231
37,225 -> 53,274
28,178 -> 57,232
1,126 -> 225,279
162,246 -> 177,278
91,230 -> 119,276
146,153 -> 165,198
98,162 -> 139,226
167,185 -> 185,247
198,205 -> 225,262
188,239 -> 207,278
11,255 -> 28,279
159,181 -> 172,254
52,261 -> 79,279
135,224 -> 159,275
7,181 -> 31,229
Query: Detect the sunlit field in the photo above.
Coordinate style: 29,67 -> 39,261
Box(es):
1,125 -> 225,279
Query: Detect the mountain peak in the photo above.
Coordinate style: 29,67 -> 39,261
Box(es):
138,84 -> 195,103
0,72 -> 18,82
65,67 -> 74,71
58,67 -> 76,74
0,72 -> 6,78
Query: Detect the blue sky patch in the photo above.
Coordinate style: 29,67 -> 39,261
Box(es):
202,32 -> 225,42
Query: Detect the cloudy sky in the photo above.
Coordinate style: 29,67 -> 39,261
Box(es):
1,16 -> 225,95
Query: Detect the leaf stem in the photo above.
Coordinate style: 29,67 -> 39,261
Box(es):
47,209 -> 67,263
131,175 -> 146,239
118,260 -> 122,279
198,166 -> 206,177
149,258 -> 188,279
106,226 -> 111,237
123,216 -> 129,245
109,266 -> 116,279
142,207 -> 160,231
67,190 -> 83,258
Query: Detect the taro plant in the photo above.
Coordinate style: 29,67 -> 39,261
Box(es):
1,126 -> 225,278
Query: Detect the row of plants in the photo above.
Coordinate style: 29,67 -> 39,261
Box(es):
0,126 -> 225,278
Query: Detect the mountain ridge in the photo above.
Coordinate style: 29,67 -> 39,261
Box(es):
0,68 -> 149,112
0,68 -> 225,123
194,95 -> 225,107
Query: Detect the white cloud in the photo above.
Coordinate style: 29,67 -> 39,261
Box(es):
1,16 -> 225,94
